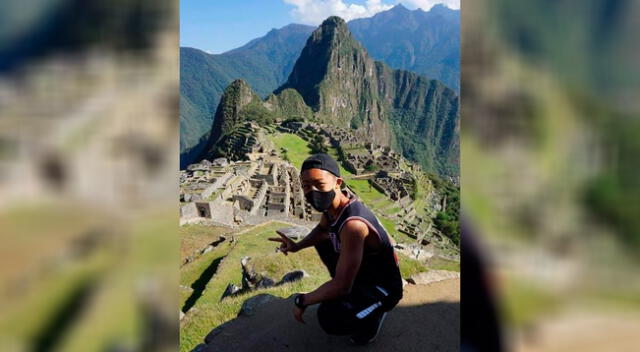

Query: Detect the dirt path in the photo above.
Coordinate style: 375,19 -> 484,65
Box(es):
198,279 -> 460,351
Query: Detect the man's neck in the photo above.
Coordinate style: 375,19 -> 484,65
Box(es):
327,190 -> 350,220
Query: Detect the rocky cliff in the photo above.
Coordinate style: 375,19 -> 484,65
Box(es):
201,16 -> 459,176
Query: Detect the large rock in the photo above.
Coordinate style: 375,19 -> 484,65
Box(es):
190,343 -> 208,352
278,270 -> 308,285
256,276 -> 276,289
213,158 -> 229,167
407,270 -> 460,285
238,294 -> 276,317
240,256 -> 260,290
204,320 -> 233,344
220,283 -> 241,301
276,226 -> 311,240
395,243 -> 434,262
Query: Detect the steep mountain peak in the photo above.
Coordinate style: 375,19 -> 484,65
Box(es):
321,16 -> 348,28
390,3 -> 410,12
312,16 -> 351,43
431,3 -> 453,11
206,79 -> 260,146
276,15 -> 368,111
228,79 -> 250,88
427,3 -> 458,17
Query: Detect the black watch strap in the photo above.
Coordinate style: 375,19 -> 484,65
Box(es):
294,294 -> 306,309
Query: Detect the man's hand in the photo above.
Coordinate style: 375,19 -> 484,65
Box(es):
268,231 -> 297,256
293,305 -> 306,324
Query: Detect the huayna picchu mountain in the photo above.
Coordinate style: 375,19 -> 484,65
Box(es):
200,16 -> 459,177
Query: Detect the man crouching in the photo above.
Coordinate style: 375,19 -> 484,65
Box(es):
268,153 -> 403,345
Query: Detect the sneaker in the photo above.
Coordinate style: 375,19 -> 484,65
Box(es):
349,311 -> 388,345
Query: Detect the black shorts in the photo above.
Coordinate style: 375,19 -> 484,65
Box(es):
314,240 -> 402,335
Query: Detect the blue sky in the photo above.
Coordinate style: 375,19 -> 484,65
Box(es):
180,0 -> 459,54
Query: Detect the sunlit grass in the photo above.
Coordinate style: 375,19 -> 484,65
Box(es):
180,221 -> 330,352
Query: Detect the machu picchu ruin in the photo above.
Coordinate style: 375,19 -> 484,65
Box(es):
180,156 -> 322,227
181,118 -> 459,257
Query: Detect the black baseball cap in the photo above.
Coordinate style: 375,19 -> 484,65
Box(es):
301,153 -> 341,177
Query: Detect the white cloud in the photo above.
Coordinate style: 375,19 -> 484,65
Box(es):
283,0 -> 394,25
402,0 -> 460,11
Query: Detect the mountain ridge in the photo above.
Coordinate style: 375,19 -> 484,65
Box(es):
202,16 -> 459,177
180,4 -> 459,160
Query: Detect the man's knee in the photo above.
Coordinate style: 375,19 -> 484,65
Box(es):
317,300 -> 356,335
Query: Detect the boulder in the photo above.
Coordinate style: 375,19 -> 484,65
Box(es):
278,270 -> 308,285
204,320 -> 232,344
256,276 -> 275,289
238,294 -> 276,317
213,158 -> 229,167
220,283 -> 240,300
190,343 -> 208,352
240,256 -> 259,289
276,226 -> 311,240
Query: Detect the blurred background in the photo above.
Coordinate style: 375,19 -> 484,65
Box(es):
462,0 -> 640,351
0,1 -> 179,351
1,0 -> 639,351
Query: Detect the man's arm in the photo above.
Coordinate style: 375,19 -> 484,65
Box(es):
291,213 -> 330,252
299,220 -> 367,305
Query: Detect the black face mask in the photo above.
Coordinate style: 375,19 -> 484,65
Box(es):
305,189 -> 336,212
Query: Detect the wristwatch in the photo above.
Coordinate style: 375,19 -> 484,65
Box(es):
294,294 -> 307,309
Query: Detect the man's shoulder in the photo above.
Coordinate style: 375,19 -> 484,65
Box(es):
339,216 -> 369,239
346,199 -> 375,217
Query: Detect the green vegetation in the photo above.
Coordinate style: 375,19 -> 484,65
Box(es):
180,222 -> 330,352
269,133 -> 413,239
269,133 -> 311,169
180,24 -> 315,153
240,101 -> 275,126
179,220 -> 441,352
427,256 -> 460,272
180,224 -> 235,262
181,5 -> 460,154
308,134 -> 329,154
431,175 -> 460,245
389,105 -> 459,177
397,252 -> 427,278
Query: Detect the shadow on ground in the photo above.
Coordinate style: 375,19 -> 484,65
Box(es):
196,280 -> 460,352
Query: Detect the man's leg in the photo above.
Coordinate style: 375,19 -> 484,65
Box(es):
314,239 -> 338,278
316,283 -> 392,338
316,299 -> 358,335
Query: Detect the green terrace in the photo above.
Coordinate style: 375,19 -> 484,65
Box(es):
269,132 -> 436,243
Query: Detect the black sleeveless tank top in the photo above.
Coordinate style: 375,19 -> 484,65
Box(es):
326,191 -> 403,297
